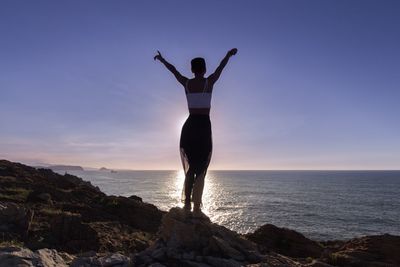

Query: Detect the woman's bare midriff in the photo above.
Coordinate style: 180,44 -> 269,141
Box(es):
189,108 -> 210,115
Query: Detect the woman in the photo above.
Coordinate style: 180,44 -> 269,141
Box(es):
154,48 -> 237,217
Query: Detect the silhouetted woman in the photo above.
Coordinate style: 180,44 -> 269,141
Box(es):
154,48 -> 237,217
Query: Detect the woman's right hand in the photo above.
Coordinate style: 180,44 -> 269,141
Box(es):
227,48 -> 238,57
154,50 -> 164,61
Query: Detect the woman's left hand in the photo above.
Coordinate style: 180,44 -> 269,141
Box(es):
154,50 -> 164,61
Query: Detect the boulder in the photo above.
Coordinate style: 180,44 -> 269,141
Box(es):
98,252 -> 131,267
102,196 -> 163,233
0,202 -> 34,238
135,207 -> 262,266
50,213 -> 100,253
0,246 -> 71,267
246,224 -> 323,258
128,195 -> 143,202
324,234 -> 400,267
27,190 -> 53,204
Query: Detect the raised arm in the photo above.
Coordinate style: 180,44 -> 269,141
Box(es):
208,48 -> 238,85
154,51 -> 187,86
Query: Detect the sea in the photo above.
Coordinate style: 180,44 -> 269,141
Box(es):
56,170 -> 400,241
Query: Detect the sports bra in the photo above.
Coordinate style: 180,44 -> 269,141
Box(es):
185,78 -> 212,109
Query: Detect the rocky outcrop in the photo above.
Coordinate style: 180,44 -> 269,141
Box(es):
69,251 -> 132,267
246,224 -> 323,258
134,207 -> 302,267
49,213 -> 100,253
0,159 -> 163,254
0,247 -> 71,267
102,195 -> 162,233
0,247 -> 133,267
1,160 -> 400,267
0,202 -> 34,239
322,234 -> 400,267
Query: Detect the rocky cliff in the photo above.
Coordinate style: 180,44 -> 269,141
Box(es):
1,160 -> 399,267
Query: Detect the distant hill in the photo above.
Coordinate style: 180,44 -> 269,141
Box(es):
48,165 -> 84,171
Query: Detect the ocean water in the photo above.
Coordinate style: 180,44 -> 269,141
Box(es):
59,170 -> 400,241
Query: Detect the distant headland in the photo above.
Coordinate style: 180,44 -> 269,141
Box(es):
48,165 -> 84,171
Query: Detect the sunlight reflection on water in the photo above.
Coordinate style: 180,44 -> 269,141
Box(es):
168,170 -> 215,216
60,169 -> 400,240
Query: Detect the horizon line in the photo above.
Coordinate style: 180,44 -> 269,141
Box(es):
3,160 -> 399,172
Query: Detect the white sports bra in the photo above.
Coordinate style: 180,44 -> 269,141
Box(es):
185,78 -> 212,109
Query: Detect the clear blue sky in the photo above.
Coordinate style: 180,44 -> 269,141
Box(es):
1,1 -> 399,169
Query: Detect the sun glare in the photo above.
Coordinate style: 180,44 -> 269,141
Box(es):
177,116 -> 187,134
171,170 -> 185,207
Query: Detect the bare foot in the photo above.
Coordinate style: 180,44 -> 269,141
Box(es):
183,202 -> 191,216
193,208 -> 209,220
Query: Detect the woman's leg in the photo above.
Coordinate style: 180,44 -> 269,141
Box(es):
192,170 -> 206,211
183,168 -> 195,210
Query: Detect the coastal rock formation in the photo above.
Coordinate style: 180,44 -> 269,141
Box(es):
322,234 -> 400,267
134,207 -> 301,267
0,202 -> 34,239
0,246 -> 134,267
0,159 -> 163,254
1,159 -> 400,267
246,224 -> 323,258
0,247 -> 71,267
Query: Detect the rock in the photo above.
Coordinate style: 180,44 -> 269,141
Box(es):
98,253 -> 130,267
166,247 -> 182,260
250,252 -> 303,267
70,256 -> 101,267
303,260 -> 334,267
0,246 -> 70,267
137,207 -> 262,266
38,192 -> 52,203
195,255 -> 203,262
161,207 -> 212,250
1,159 -> 164,253
151,247 -> 166,261
183,261 -> 211,267
324,234 -> 400,267
204,256 -> 242,267
211,236 -> 245,261
134,251 -> 154,266
0,247 -> 39,267
182,251 -> 196,260
246,224 -> 323,258
0,256 -> 34,267
102,195 -> 163,233
160,207 -> 259,262
0,202 -> 34,238
27,191 -> 53,204
148,263 -> 167,267
50,213 -> 100,253
36,248 -> 70,267
128,195 -> 143,202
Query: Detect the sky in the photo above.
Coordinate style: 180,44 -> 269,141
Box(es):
1,0 -> 399,170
